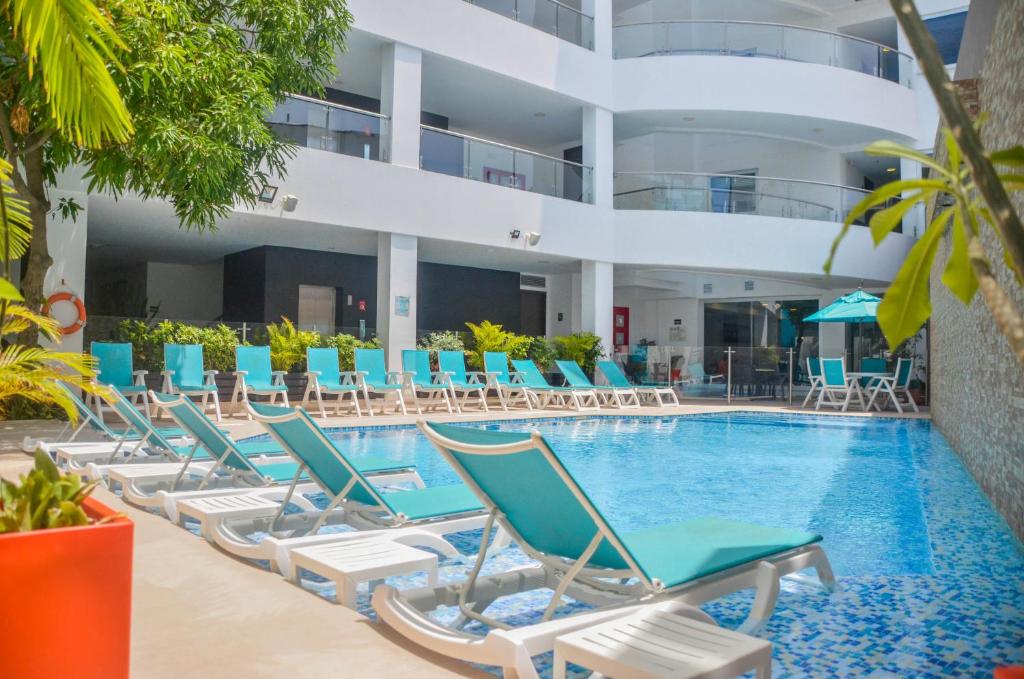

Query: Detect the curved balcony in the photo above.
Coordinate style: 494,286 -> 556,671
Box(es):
613,21 -> 912,87
614,172 -> 896,228
463,0 -> 594,49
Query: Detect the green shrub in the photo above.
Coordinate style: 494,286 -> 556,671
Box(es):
116,319 -> 239,372
0,395 -> 65,422
266,317 -> 321,372
326,333 -> 380,371
553,332 -> 604,376
464,320 -> 531,369
417,330 -> 466,353
1,451 -> 96,532
526,336 -> 557,372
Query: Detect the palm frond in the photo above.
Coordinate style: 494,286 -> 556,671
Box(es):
8,0 -> 134,147
0,158 -> 32,262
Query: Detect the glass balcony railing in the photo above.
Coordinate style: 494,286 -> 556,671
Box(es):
613,172 -> 898,228
421,125 -> 593,203
463,0 -> 594,49
613,21 -> 912,86
267,94 -> 389,161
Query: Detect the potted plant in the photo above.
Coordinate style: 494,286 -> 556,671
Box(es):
0,452 -> 133,679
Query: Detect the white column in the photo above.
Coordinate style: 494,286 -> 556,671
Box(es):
380,43 -> 422,168
41,188 -> 89,354
376,233 -> 418,369
580,261 -> 613,356
583,106 -> 614,208
582,0 -> 613,58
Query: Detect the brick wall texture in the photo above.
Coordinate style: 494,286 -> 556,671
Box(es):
930,0 -> 1024,541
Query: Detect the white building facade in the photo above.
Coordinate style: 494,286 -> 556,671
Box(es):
58,0 -> 969,385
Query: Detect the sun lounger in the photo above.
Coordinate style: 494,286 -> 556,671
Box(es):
556,360 -> 639,409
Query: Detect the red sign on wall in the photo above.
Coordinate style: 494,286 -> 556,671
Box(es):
358,300 -> 367,312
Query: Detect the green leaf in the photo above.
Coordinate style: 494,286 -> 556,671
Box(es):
990,145 -> 1024,167
865,140 -> 954,179
998,174 -> 1024,190
824,179 -> 947,274
877,209 -> 953,349
941,209 -> 978,304
868,191 -> 936,245
0,279 -> 23,302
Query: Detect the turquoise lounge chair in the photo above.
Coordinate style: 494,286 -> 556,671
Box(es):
303,348 -> 362,418
511,359 -> 592,411
816,358 -> 864,412
249,402 -> 485,536
483,351 -> 535,411
355,348 -> 411,416
417,421 -> 836,634
596,360 -> 678,407
402,350 -> 453,413
230,346 -> 289,419
866,357 -> 918,414
162,343 -> 222,421
91,342 -> 150,417
556,360 -> 632,409
438,351 -> 488,413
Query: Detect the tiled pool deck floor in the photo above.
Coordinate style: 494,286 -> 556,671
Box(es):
3,402 -> 1022,678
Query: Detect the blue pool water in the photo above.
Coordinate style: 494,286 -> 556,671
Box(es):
332,413 -> 935,577
306,412 -> 1024,677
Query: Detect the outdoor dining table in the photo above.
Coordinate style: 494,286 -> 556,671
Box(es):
847,371 -> 893,411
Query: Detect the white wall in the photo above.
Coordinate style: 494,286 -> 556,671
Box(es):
146,261 -> 224,321
546,272 -> 582,336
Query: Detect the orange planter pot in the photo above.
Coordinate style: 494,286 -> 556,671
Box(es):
0,496 -> 133,679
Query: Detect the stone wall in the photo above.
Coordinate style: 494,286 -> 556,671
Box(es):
929,0 -> 1024,541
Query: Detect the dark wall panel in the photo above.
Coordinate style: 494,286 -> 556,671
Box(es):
222,248 -> 266,321
262,246 -> 377,330
418,262 -> 520,332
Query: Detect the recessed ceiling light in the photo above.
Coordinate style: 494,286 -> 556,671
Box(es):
812,127 -> 824,133
886,167 -> 897,173
534,112 -> 546,118
683,116 -> 696,122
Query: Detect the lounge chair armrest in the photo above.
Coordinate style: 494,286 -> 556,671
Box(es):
161,369 -> 175,377
132,370 -> 148,377
466,371 -> 486,384
204,370 -> 219,376
235,370 -> 249,376
272,371 -> 287,377
306,370 -> 322,378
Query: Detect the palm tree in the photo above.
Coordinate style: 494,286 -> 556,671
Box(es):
0,0 -> 132,418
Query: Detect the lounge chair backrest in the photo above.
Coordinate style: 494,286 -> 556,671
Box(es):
894,357 -> 913,388
402,350 -> 433,386
483,352 -> 510,384
860,357 -> 887,374
438,351 -> 468,383
165,344 -> 205,388
510,359 -> 549,388
91,342 -> 134,388
105,389 -> 178,455
57,382 -> 117,438
820,358 -> 847,388
355,348 -> 387,384
806,357 -> 822,378
150,392 -> 252,471
421,422 -> 642,576
596,360 -> 631,389
307,348 -> 341,383
555,360 -> 592,388
236,346 -> 274,387
249,403 -> 380,506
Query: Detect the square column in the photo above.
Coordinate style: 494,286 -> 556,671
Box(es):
580,261 -> 613,357
380,43 -> 422,169
583,106 -> 614,208
376,233 -> 418,368
582,0 -> 613,58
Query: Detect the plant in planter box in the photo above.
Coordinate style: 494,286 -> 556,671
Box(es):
327,333 -> 381,371
553,332 -> 605,377
526,336 -> 557,373
266,317 -> 321,372
0,452 -> 133,679
465,321 -> 531,369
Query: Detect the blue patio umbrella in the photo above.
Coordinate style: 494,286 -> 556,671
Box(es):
803,290 -> 880,323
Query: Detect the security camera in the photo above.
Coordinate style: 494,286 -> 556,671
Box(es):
526,231 -> 541,246
282,195 -> 299,212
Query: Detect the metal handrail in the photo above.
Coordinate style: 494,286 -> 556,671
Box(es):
282,92 -> 390,120
464,0 -> 593,20
613,185 -> 837,213
613,170 -> 872,196
613,19 -> 912,60
422,125 -> 591,170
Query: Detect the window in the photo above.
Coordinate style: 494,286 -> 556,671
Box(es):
925,11 -> 967,65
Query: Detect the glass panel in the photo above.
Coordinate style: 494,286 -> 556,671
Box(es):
469,0 -> 516,21
467,139 -> 516,187
615,23 -> 667,58
267,96 -> 386,161
665,21 -> 723,56
420,128 -> 466,177
466,0 -> 593,49
781,26 -> 835,66
725,22 -> 782,58
836,38 -> 880,77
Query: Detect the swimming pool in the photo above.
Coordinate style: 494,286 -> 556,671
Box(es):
315,412 -> 1024,676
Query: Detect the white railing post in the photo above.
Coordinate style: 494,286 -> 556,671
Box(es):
788,348 -> 795,406
726,346 -> 733,404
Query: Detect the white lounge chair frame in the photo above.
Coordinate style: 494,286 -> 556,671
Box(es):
355,370 -> 412,416
866,357 -> 919,414
801,356 -> 824,408
815,357 -> 865,412
229,369 -> 289,419
161,368 -> 222,421
303,369 -> 363,418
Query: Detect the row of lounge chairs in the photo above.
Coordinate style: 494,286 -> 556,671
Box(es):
90,342 -> 681,423
42,379 -> 836,678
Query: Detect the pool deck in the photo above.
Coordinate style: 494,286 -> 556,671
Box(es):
0,402 -> 930,679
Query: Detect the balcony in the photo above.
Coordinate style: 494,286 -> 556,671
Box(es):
614,172 -> 896,228
613,21 -> 911,87
420,126 -> 593,203
267,94 -> 390,161
463,0 -> 594,49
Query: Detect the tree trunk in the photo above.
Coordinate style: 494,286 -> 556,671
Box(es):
17,146 -> 51,346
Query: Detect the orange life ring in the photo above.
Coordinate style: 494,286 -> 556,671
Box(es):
42,291 -> 87,335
